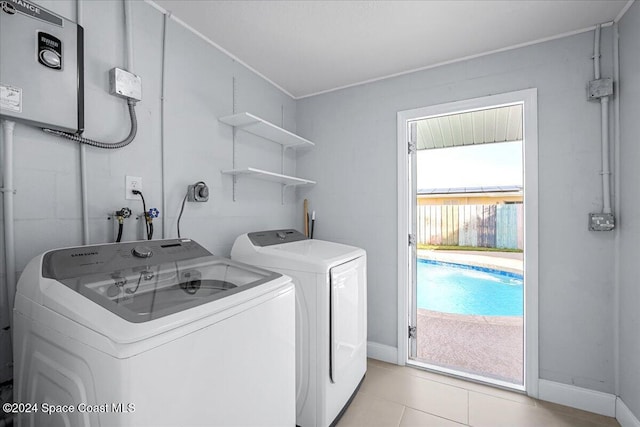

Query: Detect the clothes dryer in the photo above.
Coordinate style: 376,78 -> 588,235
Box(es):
232,229 -> 366,427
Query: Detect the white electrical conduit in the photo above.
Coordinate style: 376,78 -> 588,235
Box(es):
593,24 -> 612,214
594,25 -> 601,80
0,124 -> 6,333
2,120 -> 16,334
77,0 -> 89,245
124,0 -> 134,73
612,22 -> 621,396
160,11 -> 171,238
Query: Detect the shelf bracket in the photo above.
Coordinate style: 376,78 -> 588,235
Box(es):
232,76 -> 237,202
282,183 -> 295,205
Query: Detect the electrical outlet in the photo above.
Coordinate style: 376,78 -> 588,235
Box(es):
125,176 -> 142,200
589,213 -> 615,231
187,182 -> 209,202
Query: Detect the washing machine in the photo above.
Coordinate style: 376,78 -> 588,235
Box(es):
231,229 -> 367,427
13,238 -> 295,427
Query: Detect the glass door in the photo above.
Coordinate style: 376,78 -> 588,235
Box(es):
407,105 -> 526,390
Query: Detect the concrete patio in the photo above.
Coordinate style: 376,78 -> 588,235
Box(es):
415,250 -> 524,386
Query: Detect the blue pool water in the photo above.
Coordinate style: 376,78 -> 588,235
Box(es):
417,260 -> 523,316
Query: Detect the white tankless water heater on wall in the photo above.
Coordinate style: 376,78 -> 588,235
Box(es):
0,0 -> 84,133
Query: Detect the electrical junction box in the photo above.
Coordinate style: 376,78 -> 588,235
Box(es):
109,68 -> 142,102
0,0 -> 84,133
588,78 -> 614,100
589,213 -> 615,231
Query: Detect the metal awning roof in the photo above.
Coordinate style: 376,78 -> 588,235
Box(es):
415,104 -> 523,150
418,185 -> 523,195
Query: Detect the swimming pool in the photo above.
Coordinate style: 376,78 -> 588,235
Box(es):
417,259 -> 523,316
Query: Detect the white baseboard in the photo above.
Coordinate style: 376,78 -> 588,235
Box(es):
617,397 -> 640,427
538,379 -> 616,417
366,341 -> 397,364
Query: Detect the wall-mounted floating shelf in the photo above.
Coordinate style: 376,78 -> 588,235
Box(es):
221,167 -> 316,187
219,112 -> 315,149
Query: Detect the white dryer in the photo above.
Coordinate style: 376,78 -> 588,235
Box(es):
14,238 -> 295,427
231,229 -> 367,427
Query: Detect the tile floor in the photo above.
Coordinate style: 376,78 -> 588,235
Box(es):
337,359 -> 620,427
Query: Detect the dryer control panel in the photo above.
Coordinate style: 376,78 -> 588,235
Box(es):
248,229 -> 308,247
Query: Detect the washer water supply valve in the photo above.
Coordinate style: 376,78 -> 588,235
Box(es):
142,208 -> 159,241
116,207 -> 132,223
114,207 -> 132,243
132,189 -> 158,241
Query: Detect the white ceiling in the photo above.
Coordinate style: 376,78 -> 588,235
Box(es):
152,0 -> 629,99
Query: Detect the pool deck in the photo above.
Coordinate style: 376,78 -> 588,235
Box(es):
417,249 -> 523,274
415,250 -> 524,386
416,309 -> 524,385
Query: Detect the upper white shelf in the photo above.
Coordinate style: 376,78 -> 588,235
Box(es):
221,167 -> 316,186
219,112 -> 315,148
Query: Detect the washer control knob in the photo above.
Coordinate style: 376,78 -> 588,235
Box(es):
132,246 -> 153,258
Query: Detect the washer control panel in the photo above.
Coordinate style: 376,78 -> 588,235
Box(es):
247,229 -> 308,247
42,239 -> 211,281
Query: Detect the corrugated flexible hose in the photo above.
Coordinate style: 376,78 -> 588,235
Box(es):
43,100 -> 137,149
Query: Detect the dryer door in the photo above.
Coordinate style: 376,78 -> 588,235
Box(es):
329,256 -> 366,383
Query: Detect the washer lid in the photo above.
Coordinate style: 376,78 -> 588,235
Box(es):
40,239 -> 282,323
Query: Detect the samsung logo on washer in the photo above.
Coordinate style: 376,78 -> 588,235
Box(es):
71,252 -> 98,258
1,0 -> 63,26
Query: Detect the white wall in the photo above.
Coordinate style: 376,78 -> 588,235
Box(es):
0,0 -> 299,383
297,29 -> 618,393
618,0 -> 640,419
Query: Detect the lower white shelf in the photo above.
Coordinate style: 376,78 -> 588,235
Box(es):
221,167 -> 316,186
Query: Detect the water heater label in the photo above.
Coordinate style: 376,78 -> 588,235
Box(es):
0,84 -> 22,113
1,0 -> 63,27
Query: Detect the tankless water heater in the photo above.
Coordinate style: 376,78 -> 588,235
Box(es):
0,0 -> 84,133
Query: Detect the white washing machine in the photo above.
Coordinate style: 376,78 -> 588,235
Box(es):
14,238 -> 295,427
231,229 -> 367,427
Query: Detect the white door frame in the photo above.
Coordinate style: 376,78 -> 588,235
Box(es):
396,88 -> 539,397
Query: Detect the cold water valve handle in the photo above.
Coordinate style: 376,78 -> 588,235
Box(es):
144,208 -> 159,241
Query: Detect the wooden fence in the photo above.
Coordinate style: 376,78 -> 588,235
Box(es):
416,203 -> 523,249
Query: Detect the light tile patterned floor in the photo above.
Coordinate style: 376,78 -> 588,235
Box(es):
337,359 -> 620,427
